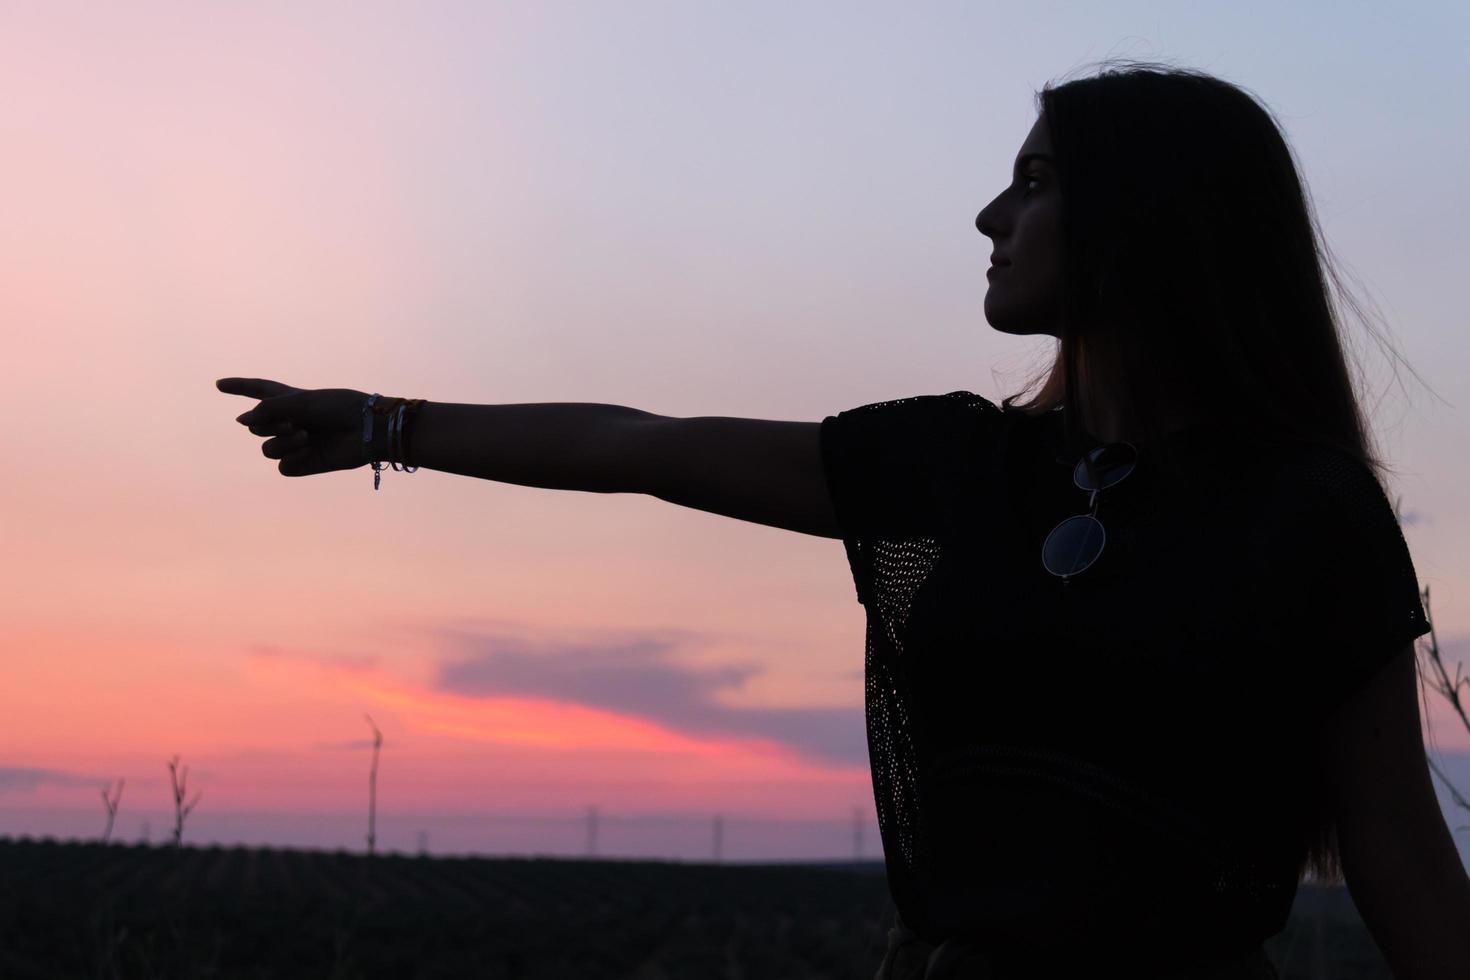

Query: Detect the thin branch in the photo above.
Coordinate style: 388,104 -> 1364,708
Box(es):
168,754 -> 201,847
100,778 -> 124,844
365,714 -> 383,857
1390,490 -> 1470,829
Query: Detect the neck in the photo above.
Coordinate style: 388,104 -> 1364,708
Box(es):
1080,401 -> 1204,445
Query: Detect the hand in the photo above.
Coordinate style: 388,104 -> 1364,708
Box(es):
216,377 -> 371,477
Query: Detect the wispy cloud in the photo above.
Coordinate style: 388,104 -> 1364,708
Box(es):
313,739 -> 378,751
0,766 -> 101,793
247,643 -> 379,672
430,628 -> 866,767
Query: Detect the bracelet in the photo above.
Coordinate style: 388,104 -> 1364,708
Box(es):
361,393 -> 427,490
362,393 -> 384,490
392,399 -> 426,472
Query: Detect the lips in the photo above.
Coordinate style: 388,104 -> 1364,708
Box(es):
990,254 -> 1011,266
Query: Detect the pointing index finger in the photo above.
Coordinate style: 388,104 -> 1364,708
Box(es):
215,378 -> 292,399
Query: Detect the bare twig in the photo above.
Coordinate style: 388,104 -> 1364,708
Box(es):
365,715 -> 383,856
1414,584 -> 1470,833
1392,495 -> 1470,835
167,755 -> 202,847
100,778 -> 124,844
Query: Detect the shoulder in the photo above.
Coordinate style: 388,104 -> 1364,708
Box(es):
1267,442 -> 1399,521
1260,443 -> 1415,572
823,389 -> 1006,444
827,389 -> 1002,421
818,391 -> 1011,549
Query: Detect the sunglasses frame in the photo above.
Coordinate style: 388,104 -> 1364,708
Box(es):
1041,440 -> 1138,584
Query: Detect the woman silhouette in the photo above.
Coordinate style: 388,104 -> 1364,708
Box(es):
219,61 -> 1470,979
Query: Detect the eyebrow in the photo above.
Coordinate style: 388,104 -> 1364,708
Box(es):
1014,152 -> 1054,173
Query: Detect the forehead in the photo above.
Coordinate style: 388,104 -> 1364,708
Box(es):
1017,115 -> 1052,159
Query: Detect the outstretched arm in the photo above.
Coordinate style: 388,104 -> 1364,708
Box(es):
218,378 -> 842,538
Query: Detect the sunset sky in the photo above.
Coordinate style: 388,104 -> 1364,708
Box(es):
3,2 -> 1468,864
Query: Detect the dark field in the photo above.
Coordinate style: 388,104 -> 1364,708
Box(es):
0,839 -> 1389,978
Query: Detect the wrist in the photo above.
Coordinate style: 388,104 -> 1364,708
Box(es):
362,395 -> 425,468
370,416 -> 394,465
361,394 -> 397,467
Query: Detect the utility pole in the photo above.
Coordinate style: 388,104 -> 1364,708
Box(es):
586,805 -> 598,857
853,806 -> 864,861
712,814 -> 723,863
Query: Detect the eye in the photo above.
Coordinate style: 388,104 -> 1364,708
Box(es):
1020,174 -> 1042,197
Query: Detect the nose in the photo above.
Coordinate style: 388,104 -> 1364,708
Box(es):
976,206 -> 1000,239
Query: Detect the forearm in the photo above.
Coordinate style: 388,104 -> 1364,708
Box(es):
1346,826 -> 1470,980
401,400 -> 661,493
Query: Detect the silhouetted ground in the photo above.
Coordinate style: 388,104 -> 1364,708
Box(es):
0,838 -> 1387,978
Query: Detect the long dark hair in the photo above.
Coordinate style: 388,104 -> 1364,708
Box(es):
998,59 -> 1432,886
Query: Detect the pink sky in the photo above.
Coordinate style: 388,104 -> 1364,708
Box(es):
3,3 -> 1468,861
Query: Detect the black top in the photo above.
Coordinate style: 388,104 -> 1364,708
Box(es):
819,390 -> 1431,969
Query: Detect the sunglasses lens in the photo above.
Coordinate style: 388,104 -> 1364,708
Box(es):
1042,514 -> 1105,576
1073,442 -> 1137,491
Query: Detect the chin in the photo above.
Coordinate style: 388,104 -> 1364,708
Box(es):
983,313 -> 1060,339
984,295 -> 1061,338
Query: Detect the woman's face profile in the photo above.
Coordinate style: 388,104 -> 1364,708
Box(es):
975,113 -> 1063,339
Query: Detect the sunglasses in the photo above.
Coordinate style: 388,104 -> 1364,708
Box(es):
1041,441 -> 1139,584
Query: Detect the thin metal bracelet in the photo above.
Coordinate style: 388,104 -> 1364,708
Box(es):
400,400 -> 420,472
398,402 -> 409,471
387,403 -> 398,472
389,403 -> 404,472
